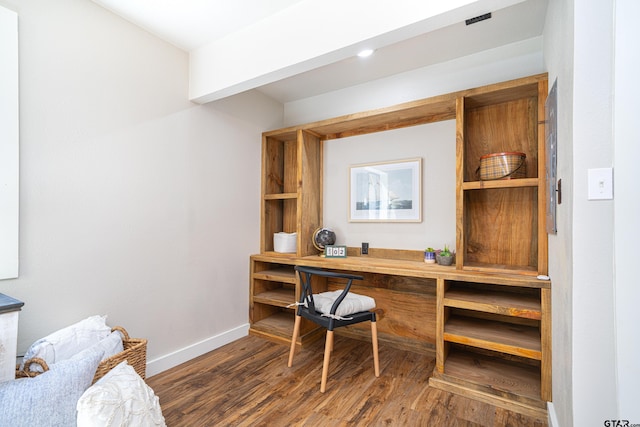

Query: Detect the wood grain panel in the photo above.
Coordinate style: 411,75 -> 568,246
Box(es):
540,287 -> 552,401
250,253 -> 550,288
464,187 -> 538,268
463,82 -> 539,108
298,130 -> 322,256
431,347 -> 543,404
464,97 -> 538,182
327,277 -> 436,346
253,287 -> 295,307
262,74 -> 546,144
250,302 -> 282,325
448,307 -> 539,328
435,278 -> 447,373
252,265 -> 296,283
359,272 -> 436,293
537,79 -> 549,275
444,282 -> 541,320
263,136 -> 285,194
282,198 -> 297,234
250,311 -> 321,345
283,139 -> 297,193
444,316 -> 541,360
261,201 -> 280,252
456,96 -> 466,269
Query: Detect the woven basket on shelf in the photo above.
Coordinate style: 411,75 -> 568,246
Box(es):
478,151 -> 527,180
16,326 -> 147,384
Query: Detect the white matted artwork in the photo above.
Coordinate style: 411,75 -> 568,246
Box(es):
349,158 -> 422,222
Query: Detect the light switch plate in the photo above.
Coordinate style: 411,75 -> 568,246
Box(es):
588,168 -> 613,200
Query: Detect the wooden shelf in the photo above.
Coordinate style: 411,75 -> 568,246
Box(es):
250,311 -> 294,339
253,267 -> 297,284
253,288 -> 295,308
434,348 -> 541,399
461,187 -> 540,273
444,316 -> 541,360
264,193 -> 297,200
249,310 -> 323,347
462,178 -> 539,190
444,286 -> 541,320
461,262 -> 539,276
429,348 -> 546,418
464,81 -> 540,108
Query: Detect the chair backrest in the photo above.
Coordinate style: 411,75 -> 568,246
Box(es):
294,266 -> 364,315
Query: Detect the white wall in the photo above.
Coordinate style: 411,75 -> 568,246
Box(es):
613,0 -> 640,420
324,121 -> 456,251
0,5 -> 19,280
0,0 -> 282,376
543,0 -> 640,425
571,0 -> 618,423
543,0 -> 575,425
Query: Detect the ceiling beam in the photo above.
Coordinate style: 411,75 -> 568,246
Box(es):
189,0 -> 525,103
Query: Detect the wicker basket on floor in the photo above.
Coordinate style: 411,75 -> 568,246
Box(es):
16,326 -> 147,384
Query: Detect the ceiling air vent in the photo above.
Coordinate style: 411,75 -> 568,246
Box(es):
465,12 -> 492,25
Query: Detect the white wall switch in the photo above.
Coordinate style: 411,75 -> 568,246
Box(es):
588,168 -> 613,200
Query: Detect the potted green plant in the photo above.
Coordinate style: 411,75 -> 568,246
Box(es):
436,245 -> 454,266
424,247 -> 436,264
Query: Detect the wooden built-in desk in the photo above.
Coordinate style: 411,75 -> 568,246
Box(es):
251,73 -> 551,417
249,250 -> 551,417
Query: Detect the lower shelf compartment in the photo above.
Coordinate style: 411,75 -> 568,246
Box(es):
253,288 -> 295,307
249,312 -> 323,346
429,348 -> 546,418
444,315 -> 541,360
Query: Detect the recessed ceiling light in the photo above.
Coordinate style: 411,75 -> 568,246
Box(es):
357,49 -> 374,58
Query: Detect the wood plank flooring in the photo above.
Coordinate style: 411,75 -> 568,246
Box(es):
146,335 -> 548,426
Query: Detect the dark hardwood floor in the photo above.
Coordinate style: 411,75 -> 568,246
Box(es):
146,335 -> 548,426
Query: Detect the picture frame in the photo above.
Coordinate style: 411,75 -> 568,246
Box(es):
349,158 -> 422,222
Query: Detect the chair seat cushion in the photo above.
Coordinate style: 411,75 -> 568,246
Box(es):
313,291 -> 375,317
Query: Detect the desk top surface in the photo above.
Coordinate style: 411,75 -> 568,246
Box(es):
251,253 -> 551,289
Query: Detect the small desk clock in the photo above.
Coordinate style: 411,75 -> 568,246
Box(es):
324,245 -> 347,258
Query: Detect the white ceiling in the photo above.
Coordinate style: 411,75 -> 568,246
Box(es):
92,0 -> 307,51
91,0 -> 548,103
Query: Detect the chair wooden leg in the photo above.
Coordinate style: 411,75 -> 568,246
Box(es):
371,321 -> 380,377
320,330 -> 334,393
288,315 -> 301,368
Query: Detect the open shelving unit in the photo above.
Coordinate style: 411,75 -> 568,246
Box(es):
432,276 -> 551,417
457,78 -> 548,275
250,258 -> 326,346
249,74 -> 551,416
260,130 -> 322,256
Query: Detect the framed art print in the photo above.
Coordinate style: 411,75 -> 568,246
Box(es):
349,158 -> 422,222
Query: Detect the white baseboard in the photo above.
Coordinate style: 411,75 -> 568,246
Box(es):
145,323 -> 249,377
547,401 -> 559,427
